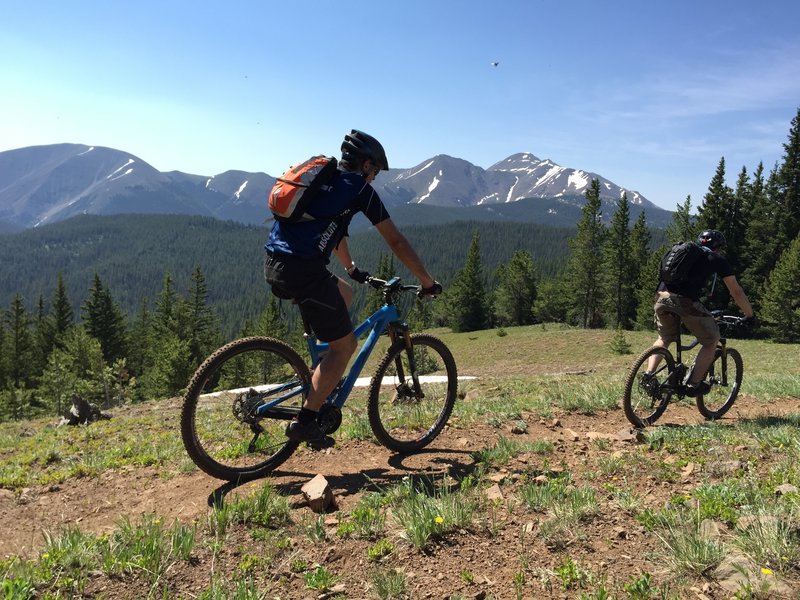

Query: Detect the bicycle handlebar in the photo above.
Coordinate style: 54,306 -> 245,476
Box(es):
710,310 -> 747,327
366,276 -> 420,293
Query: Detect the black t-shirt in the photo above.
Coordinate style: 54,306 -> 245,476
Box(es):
660,249 -> 734,300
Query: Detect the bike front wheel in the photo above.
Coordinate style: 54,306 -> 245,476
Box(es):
367,333 -> 457,453
181,336 -> 310,481
623,347 -> 676,428
696,347 -> 743,420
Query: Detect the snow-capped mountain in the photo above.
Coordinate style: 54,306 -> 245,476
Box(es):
0,144 -> 665,231
377,153 -> 648,208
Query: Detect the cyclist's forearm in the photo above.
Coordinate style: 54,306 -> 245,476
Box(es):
333,240 -> 355,273
391,239 -> 434,287
376,219 -> 435,287
723,276 -> 754,317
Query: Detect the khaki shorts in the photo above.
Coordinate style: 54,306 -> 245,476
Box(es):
654,292 -> 720,346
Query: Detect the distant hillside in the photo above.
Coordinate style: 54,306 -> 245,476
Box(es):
0,214 -> 595,336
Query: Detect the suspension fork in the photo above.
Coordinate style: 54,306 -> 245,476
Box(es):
388,323 -> 424,397
715,338 -> 728,385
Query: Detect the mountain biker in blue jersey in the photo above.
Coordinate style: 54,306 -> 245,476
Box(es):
265,130 -> 442,447
645,229 -> 754,395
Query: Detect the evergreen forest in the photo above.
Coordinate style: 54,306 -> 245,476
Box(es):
0,107 -> 798,423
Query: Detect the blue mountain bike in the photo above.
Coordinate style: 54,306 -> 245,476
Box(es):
181,277 -> 458,481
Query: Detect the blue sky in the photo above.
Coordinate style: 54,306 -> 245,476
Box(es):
1,1 -> 799,211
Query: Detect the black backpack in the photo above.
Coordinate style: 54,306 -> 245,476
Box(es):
659,241 -> 707,284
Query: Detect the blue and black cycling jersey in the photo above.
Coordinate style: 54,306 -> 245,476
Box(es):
265,170 -> 390,261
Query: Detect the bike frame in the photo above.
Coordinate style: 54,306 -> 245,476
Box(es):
673,322 -> 730,389
306,302 -> 403,409
252,282 -> 408,417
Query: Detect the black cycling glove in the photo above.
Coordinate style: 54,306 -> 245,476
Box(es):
418,281 -> 442,299
347,267 -> 371,284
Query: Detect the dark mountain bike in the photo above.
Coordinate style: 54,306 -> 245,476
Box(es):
181,276 -> 458,482
623,311 -> 745,428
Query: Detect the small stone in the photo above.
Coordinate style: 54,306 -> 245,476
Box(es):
775,483 -> 798,496
484,483 -> 504,501
301,474 -> 333,513
563,428 -> 580,442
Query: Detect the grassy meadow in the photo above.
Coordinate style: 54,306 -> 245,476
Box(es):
1,324 -> 799,598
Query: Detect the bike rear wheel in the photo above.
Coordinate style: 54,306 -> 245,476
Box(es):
181,336 -> 310,481
367,333 -> 457,452
623,347 -> 676,428
696,347 -> 743,420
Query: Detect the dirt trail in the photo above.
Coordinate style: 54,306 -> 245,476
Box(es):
2,393 -> 795,561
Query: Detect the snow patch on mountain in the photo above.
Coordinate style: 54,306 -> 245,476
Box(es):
234,180 -> 248,200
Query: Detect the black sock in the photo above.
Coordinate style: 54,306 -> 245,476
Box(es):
298,407 -> 318,424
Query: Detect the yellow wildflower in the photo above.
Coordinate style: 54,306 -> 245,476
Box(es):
761,567 -> 774,576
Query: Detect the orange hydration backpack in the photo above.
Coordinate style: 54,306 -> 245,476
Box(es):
268,156 -> 338,222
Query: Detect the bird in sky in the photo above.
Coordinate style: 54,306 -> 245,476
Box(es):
491,61 -> 499,67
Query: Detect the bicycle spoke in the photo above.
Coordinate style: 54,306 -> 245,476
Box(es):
368,334 -> 457,452
623,347 -> 674,428
181,337 -> 309,481
696,348 -> 743,420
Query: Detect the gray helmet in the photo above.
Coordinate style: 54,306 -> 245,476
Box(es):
697,229 -> 726,250
341,130 -> 389,170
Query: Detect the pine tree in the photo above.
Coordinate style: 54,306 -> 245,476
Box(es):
564,179 -> 606,328
81,274 -> 128,364
740,163 -> 777,305
2,297 -> 36,420
773,107 -> 800,246
39,327 -> 107,414
602,194 -> 634,328
182,266 -> 220,366
533,278 -> 569,324
255,296 -> 285,337
5,295 -> 35,389
446,230 -> 488,332
697,158 -> 741,311
697,157 -> 733,232
727,165 -> 750,273
760,233 -> 800,342
664,196 -> 695,244
51,272 -> 74,346
127,298 -> 154,378
493,250 -> 538,327
33,294 -> 53,380
154,273 -> 180,337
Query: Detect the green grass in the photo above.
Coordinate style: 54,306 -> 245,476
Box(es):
1,326 -> 799,597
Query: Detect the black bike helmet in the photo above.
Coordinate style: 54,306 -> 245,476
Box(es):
341,130 -> 389,171
697,229 -> 726,250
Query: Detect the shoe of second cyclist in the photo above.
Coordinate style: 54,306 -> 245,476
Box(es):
684,380 -> 711,397
285,416 -> 335,449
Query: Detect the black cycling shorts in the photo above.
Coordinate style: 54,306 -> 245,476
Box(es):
264,253 -> 352,342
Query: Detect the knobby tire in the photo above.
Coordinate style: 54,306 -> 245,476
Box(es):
623,346 -> 675,428
696,347 -> 743,420
181,336 -> 310,482
367,334 -> 457,452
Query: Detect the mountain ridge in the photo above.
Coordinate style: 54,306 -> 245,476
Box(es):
0,143 -> 673,230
